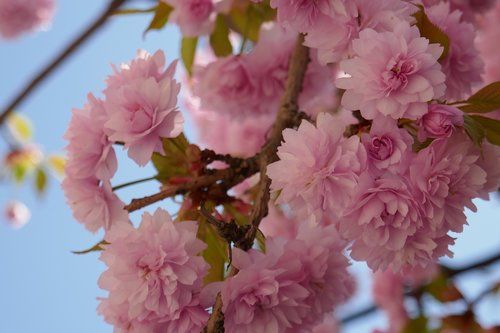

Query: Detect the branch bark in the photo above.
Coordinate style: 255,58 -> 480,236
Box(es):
203,34 -> 310,333
0,0 -> 127,125
340,250 -> 500,324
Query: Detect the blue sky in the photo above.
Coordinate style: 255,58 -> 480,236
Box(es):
0,1 -> 498,332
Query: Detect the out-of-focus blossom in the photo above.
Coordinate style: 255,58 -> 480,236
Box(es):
4,201 -> 30,229
0,0 -> 55,39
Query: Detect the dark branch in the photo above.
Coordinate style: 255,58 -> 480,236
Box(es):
0,0 -> 127,125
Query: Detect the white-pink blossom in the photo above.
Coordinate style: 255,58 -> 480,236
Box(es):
267,112 -> 367,222
426,2 -> 484,100
104,50 -> 183,166
61,177 -> 128,233
163,0 -> 215,37
65,93 -> 117,181
4,200 -> 30,229
337,22 -> 446,120
0,0 -> 55,39
98,208 -> 209,333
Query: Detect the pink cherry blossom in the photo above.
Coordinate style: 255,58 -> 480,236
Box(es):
98,208 -> 209,333
104,50 -> 183,166
163,0 -> 215,37
310,315 -> 339,333
476,142 -> 500,200
417,104 -> 464,141
337,22 -> 446,120
267,112 -> 367,223
362,116 -> 413,175
64,93 -> 117,181
4,200 -> 30,229
221,223 -> 353,332
426,2 -> 484,100
0,0 -> 55,39
476,2 -> 500,84
61,177 -> 128,233
270,0 -> 357,33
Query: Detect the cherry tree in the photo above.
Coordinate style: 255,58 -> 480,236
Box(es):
1,0 -> 500,332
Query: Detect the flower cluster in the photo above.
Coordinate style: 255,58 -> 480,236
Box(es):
62,50 -> 182,233
97,208 -> 209,333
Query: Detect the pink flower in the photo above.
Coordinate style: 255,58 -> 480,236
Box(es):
104,50 -> 183,166
476,3 -> 500,84
426,2 -> 484,100
267,113 -> 367,222
221,223 -> 353,332
338,174 -> 444,270
476,142 -> 500,200
270,0 -> 357,33
61,177 -> 128,233
65,93 -> 117,181
362,116 -> 413,175
417,104 -> 463,141
0,0 -> 55,39
4,200 -> 30,229
259,204 -> 299,240
98,208 -> 209,333
193,55 -> 260,118
163,0 -> 215,37
310,315 -> 339,333
337,22 -> 446,120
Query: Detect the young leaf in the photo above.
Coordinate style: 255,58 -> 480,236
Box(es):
424,275 -> 464,303
413,5 -> 450,60
209,15 -> 233,57
72,240 -> 108,255
463,115 -> 485,146
470,115 -> 500,146
181,37 -> 198,76
459,81 -> 500,113
197,218 -> 228,284
113,6 -> 156,16
143,2 -> 173,36
47,154 -> 66,178
35,167 -> 47,195
402,316 -> 429,333
7,113 -> 32,142
228,3 -> 276,43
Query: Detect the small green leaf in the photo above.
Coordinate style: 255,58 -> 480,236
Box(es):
463,114 -> 485,147
72,240 -> 108,255
35,167 -> 47,195
13,164 -> 27,184
181,37 -> 198,76
413,5 -> 450,60
470,115 -> 500,146
402,316 -> 429,333
197,218 -> 228,284
152,134 -> 193,182
113,6 -> 156,16
143,3 -> 173,36
209,15 -> 233,57
7,113 -> 32,142
228,3 -> 276,43
424,274 -> 464,303
412,138 -> 435,152
459,81 -> 500,114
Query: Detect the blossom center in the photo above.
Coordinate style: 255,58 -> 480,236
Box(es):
369,136 -> 393,161
382,55 -> 418,94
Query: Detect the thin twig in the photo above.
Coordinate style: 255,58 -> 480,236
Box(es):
341,250 -> 500,324
112,175 -> 157,191
0,0 -> 128,125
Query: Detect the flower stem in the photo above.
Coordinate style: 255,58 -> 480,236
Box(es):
112,176 -> 158,191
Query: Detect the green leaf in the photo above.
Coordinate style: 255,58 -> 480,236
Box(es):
181,37 -> 198,76
424,274 -> 464,303
7,113 -> 32,142
402,316 -> 429,333
459,81 -> 500,113
113,6 -> 156,16
151,134 -> 193,182
210,15 -> 233,57
46,154 -> 66,178
413,5 -> 450,60
13,164 -> 28,184
412,138 -> 435,152
470,115 -> 500,146
197,218 -> 228,284
463,114 -> 486,146
143,3 -> 173,36
35,167 -> 47,195
228,3 -> 276,43
72,240 -> 108,255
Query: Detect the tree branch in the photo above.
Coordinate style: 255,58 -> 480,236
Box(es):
203,34 -> 310,333
340,250 -> 500,324
0,0 -> 128,125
